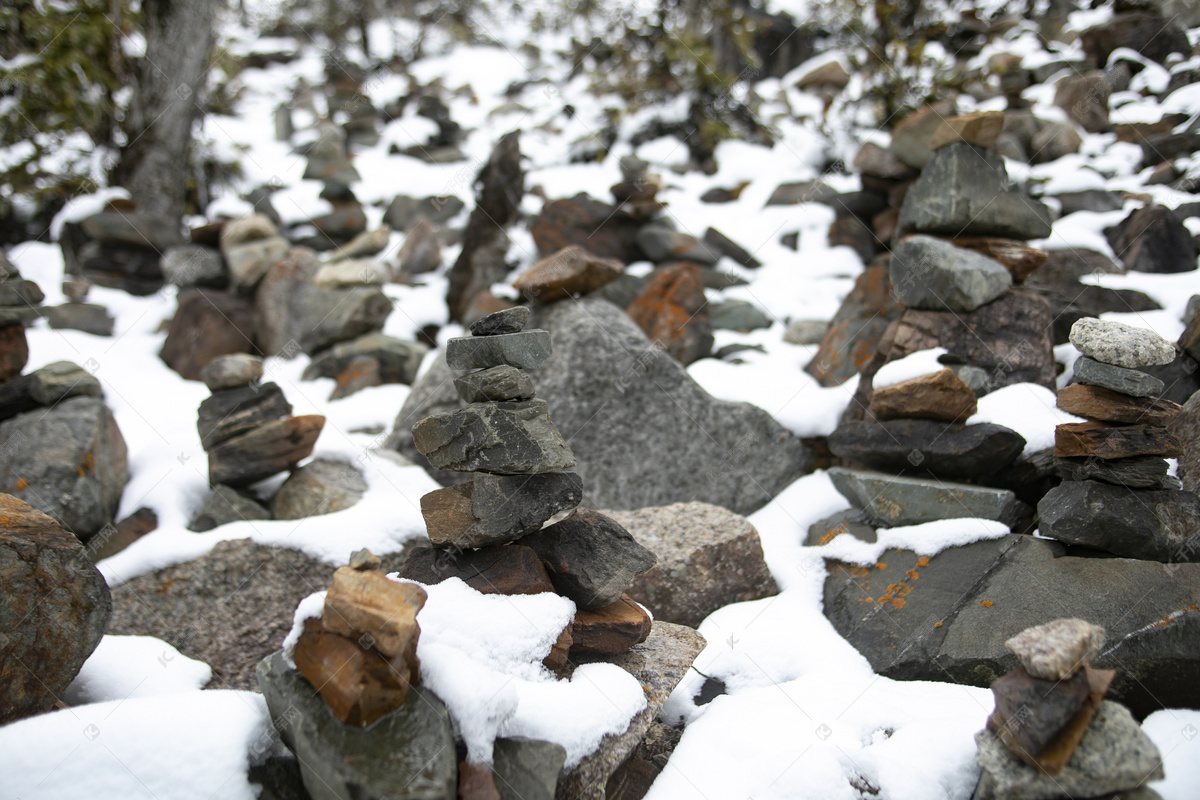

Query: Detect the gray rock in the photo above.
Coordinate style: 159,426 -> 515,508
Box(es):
445,330 -> 552,371
635,226 -> 719,264
0,279 -> 44,306
161,245 -> 226,288
80,211 -> 180,251
897,143 -> 1053,240
313,258 -> 389,288
953,365 -> 992,395
470,306 -> 531,336
0,396 -> 129,541
391,298 -> 812,516
60,280 -> 89,304
1072,356 -> 1165,397
805,508 -> 877,547
421,472 -> 583,548
302,333 -> 428,386
827,467 -> 1022,527
397,218 -> 442,275
454,365 -> 536,403
709,300 -> 772,332
271,459 -> 367,520
257,652 -> 456,800
207,415 -> 324,488
384,195 -> 465,231
0,493 -> 111,725
43,303 -> 114,336
1054,455 -> 1176,489
784,319 -> 829,346
27,361 -> 102,406
974,701 -> 1163,800
326,227 -> 390,264
226,236 -> 291,293
159,289 -> 257,381
1105,204 -> 1198,274
494,738 -> 566,800
890,235 -> 1013,312
521,509 -> 657,610
187,485 -> 272,531
988,666 -> 1093,759
604,502 -> 779,628
1004,618 -> 1105,680
1029,120 -> 1083,164
412,399 -> 576,475
200,354 -> 264,391
197,383 -> 293,451
1054,190 -> 1124,216
1037,480 -> 1200,562
1169,391 -> 1200,495
829,420 -> 1025,481
1069,317 -> 1175,368
703,228 -> 761,268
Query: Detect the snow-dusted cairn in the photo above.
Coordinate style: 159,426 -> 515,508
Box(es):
974,618 -> 1164,799
1038,318 -> 1200,562
410,307 -> 658,660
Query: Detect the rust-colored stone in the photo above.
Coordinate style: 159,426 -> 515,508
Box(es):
530,193 -> 643,263
330,355 -> 381,400
1056,383 -> 1182,426
948,237 -> 1048,283
542,624 -> 574,671
870,368 -> 978,422
322,566 -> 427,659
1053,421 -> 1182,460
626,264 -> 712,365
0,324 -> 28,382
458,761 -> 501,800
806,261 -> 905,387
160,290 -> 257,381
569,595 -> 652,658
928,111 -> 1005,151
206,414 -> 324,487
512,245 -> 624,300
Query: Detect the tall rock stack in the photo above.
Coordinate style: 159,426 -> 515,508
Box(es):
0,253 -> 40,381
974,618 -> 1165,800
1039,318 -> 1200,562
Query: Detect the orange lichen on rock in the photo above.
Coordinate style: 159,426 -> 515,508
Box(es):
981,600 -> 993,608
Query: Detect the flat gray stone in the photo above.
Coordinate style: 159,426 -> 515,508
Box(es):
421,471 -> 583,548
0,279 -> 45,306
1054,455 -> 1176,489
890,235 -> 1012,312
200,354 -> 263,391
161,245 -> 225,288
494,738 -> 566,800
412,399 -> 576,474
44,304 -> 114,336
471,306 -> 531,336
445,330 -> 552,371
827,467 -> 1022,527
1069,317 -> 1175,368
829,419 -> 1025,481
197,383 -> 292,451
271,458 -> 367,520
225,236 -> 290,292
1072,356 -> 1165,397
805,508 -> 877,547
454,365 -> 536,403
635,226 -> 719,264
302,333 -> 428,386
187,485 -> 271,531
27,361 -> 102,406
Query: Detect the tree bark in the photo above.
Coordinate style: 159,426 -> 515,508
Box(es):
114,0 -> 218,224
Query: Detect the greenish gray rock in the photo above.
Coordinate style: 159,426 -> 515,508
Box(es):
383,194 -> 465,230
784,319 -> 829,345
0,279 -> 44,307
412,399 -> 576,474
1073,356 -> 1165,397
302,333 -> 428,386
201,354 -> 264,391
445,330 -> 552,371
897,142 -> 1053,240
270,459 -> 368,520
454,365 -> 536,403
1069,317 -> 1176,368
889,235 -> 1013,312
805,508 -> 877,547
470,306 -> 531,336
827,467 -> 1023,527
1037,480 -> 1200,561
226,236 -> 290,292
187,485 -> 271,531
709,300 -> 772,332
494,738 -> 566,800
197,383 -> 292,451
44,304 -> 114,336
422,472 -> 583,548
257,651 -> 456,800
27,361 -> 102,406
80,211 -> 181,251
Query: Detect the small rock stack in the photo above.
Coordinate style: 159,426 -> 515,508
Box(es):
1039,318 -> 1200,562
974,618 -> 1164,800
406,306 -> 658,661
0,253 -> 40,381
301,121 -> 367,248
45,278 -> 114,336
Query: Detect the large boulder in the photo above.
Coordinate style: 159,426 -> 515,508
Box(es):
0,494 -> 111,724
1080,11 -> 1190,68
0,396 -> 129,541
391,297 -> 812,515
1104,205 -> 1198,274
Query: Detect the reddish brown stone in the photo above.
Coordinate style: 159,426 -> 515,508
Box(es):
160,289 -> 257,381
949,237 -> 1048,283
1056,383 -> 1182,426
330,355 -> 381,400
569,596 -> 652,658
207,414 -> 324,486
542,624 -> 573,671
1053,421 -> 1182,460
513,245 -> 624,301
869,368 -> 978,422
0,323 -> 28,382
531,193 -> 643,264
806,261 -> 905,386
928,111 -> 1005,151
626,264 -> 713,365
873,208 -> 899,244
322,567 -> 426,659
462,291 -> 515,328
86,507 -> 159,563
397,544 -> 557,596
458,762 -> 501,800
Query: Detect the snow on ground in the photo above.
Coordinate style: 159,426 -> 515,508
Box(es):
63,636 -> 213,706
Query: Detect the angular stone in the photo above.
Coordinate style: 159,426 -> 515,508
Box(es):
512,246 -> 624,301
200,354 -> 263,391
854,142 -> 916,179
0,323 -> 28,381
1069,317 -> 1175,368
0,494 -> 111,724
531,194 -> 642,265
949,237 -> 1047,284
313,258 -> 389,288
26,361 -> 102,406
327,227 -> 390,264
1005,618 -> 1105,681
470,306 -> 531,336
459,762 -> 500,800
398,544 -> 556,596
160,289 -> 257,381
1056,383 -> 1181,426
1053,421 -> 1181,459
989,667 -> 1092,760
44,303 -> 115,336
322,567 -> 426,660
494,738 -> 565,800
197,382 -> 292,450
1105,205 -> 1198,274
80,211 -> 181,251
635,227 -> 717,264
890,103 -> 955,169
397,217 -> 442,275
412,399 -> 575,475
1081,10 -> 1190,67
445,330 -> 552,371
521,509 -> 658,611
897,142 -> 1053,240
869,368 -> 977,422
271,459 -> 367,520
805,508 -> 877,547
455,365 -> 536,403
829,420 -> 1025,481
0,279 -> 44,307
384,194 -> 465,231
75,239 -> 164,295
1072,356 -> 1164,397
806,262 -> 905,386
709,300 -> 771,332
703,228 -> 761,268
225,236 -> 291,292
604,502 -> 779,629
928,111 -> 1005,151
207,415 -> 324,487
626,264 -> 713,365
891,235 -> 1013,312
1054,73 -> 1111,133
161,245 -> 225,289
302,333 -> 429,386
827,467 -> 1022,527
257,651 -> 456,800
1169,391 -> 1200,495
420,472 -> 583,548
1037,480 -> 1200,561
187,484 -> 271,532
1055,455 -> 1176,489
570,596 -> 652,658
220,214 -> 277,248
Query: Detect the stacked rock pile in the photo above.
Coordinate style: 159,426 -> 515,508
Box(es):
974,618 -> 1164,800
402,306 -> 659,662
1038,318 -> 1199,562
44,277 -> 114,336
0,253 -> 42,381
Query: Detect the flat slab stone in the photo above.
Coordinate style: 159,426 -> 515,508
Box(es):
412,399 -> 576,475
201,354 -> 263,391
207,414 -> 324,487
197,383 -> 293,451
827,467 -> 1023,526
1054,454 -> 1177,489
829,419 -> 1025,480
470,306 -> 531,336
397,544 -> 556,595
1053,421 -> 1182,459
988,666 -> 1092,760
420,472 -> 583,548
454,365 -> 536,403
869,367 -> 977,422
1069,317 -> 1175,368
890,235 -> 1012,312
1056,383 -> 1181,426
512,246 -> 624,300
445,330 -> 552,371
1072,356 -> 1164,397
1037,480 -> 1200,561
569,595 -> 652,658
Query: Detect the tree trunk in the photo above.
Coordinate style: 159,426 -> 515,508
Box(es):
114,0 -> 218,224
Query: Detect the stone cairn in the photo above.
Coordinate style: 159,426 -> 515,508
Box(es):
0,252 -> 42,382
974,618 -> 1164,800
47,276 -> 114,337
1038,318 -> 1199,562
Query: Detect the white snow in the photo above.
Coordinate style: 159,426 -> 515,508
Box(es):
872,348 -> 950,388
967,383 -> 1086,456
1145,709 -> 1200,800
816,518 -> 1011,566
63,636 -> 213,705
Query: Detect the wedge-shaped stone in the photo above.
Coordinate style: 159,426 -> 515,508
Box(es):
827,467 -> 1023,527
1072,356 -> 1164,397
454,365 -> 536,403
197,382 -> 292,450
1056,383 -> 1181,426
869,367 -> 977,422
207,414 -> 324,486
420,472 -> 583,548
829,421 -> 1025,481
470,306 -> 530,336
512,245 -> 624,301
569,595 -> 652,658
412,399 -> 575,474
988,667 -> 1092,760
1053,421 -> 1181,459
322,567 -> 427,659
890,235 -> 1012,312
398,544 -> 555,596
445,330 -> 551,371
1054,455 -> 1176,489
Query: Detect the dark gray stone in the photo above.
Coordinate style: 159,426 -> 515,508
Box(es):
521,509 -> 657,611
1105,204 -> 1198,273
703,227 -> 762,268
43,303 -> 114,336
384,194 -> 465,230
1053,190 -> 1123,216
1054,455 -> 1175,489
989,667 -> 1092,758
890,236 -> 1013,312
1073,356 -> 1165,397
187,485 -> 271,531
470,306 -> 531,336
635,226 -> 718,264
494,738 -> 566,800
805,508 -> 877,547
454,365 -> 536,403
257,652 -> 456,800
0,279 -> 44,307
897,142 -> 1053,240
421,471 -> 583,548
709,300 -> 772,332
271,459 -> 367,520
1037,480 -> 1200,562
27,361 -> 102,406
829,420 -> 1025,480
445,330 -> 552,372
207,415 -> 324,488
301,333 -> 428,385
391,298 -> 812,516
412,399 -> 576,474
80,211 -> 181,251
197,383 -> 292,451
827,467 -> 1023,527
161,245 -> 226,288
201,354 -> 263,391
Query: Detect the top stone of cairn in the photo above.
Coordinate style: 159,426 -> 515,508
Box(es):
1069,317 -> 1175,370
469,306 -> 531,337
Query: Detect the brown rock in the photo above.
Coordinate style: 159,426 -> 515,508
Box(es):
421,472 -> 583,549
1056,383 -> 1182,426
806,261 -> 905,386
531,193 -> 643,264
160,289 -> 257,381
85,507 -> 158,563
207,414 -> 324,486
322,566 -> 427,659
330,354 -> 381,400
1053,421 -> 1182,460
928,111 -> 1005,151
570,596 -> 652,658
292,616 -> 413,727
1168,391 -> 1200,494
1080,11 -> 1190,68
1054,73 -> 1111,133
463,292 -> 517,328
512,246 -> 624,301
0,323 -> 28,382
869,368 -> 978,422
397,217 -> 442,275
605,758 -> 660,800
626,264 -> 713,365
397,544 -> 556,596
796,59 -> 850,90
459,762 -> 501,800
853,142 -> 916,180
543,625 -> 573,671
889,102 -> 955,169
988,666 -> 1092,763
949,237 -> 1048,283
